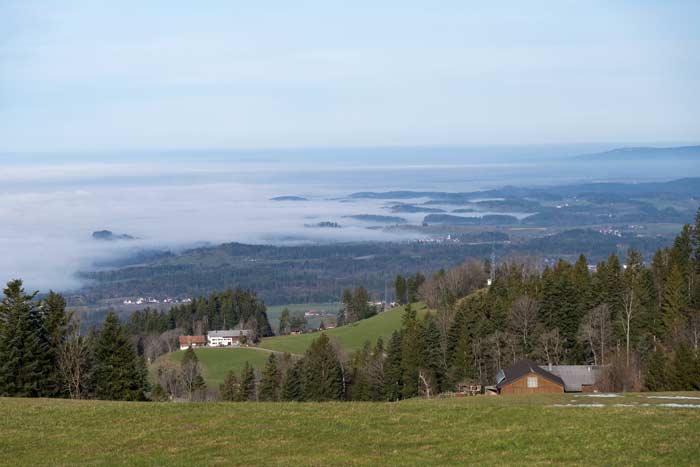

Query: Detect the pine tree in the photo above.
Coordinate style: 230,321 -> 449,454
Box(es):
278,308 -> 290,336
383,331 -> 403,401
220,370 -> 239,401
661,265 -> 688,341
0,280 -> 50,397
644,346 -> 670,391
91,312 -> 149,401
302,333 -> 343,401
419,316 -> 444,394
400,305 -> 421,398
395,275 -> 407,305
236,361 -> 256,401
671,343 -> 697,390
258,353 -> 280,401
282,359 -> 304,401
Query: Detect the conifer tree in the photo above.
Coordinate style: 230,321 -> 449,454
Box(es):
400,305 -> 421,398
661,265 -> 688,341
395,275 -> 407,305
302,333 -> 343,401
644,346 -> 670,391
419,316 -> 444,393
220,370 -> 239,401
383,331 -> 403,401
41,291 -> 72,396
282,359 -> 304,401
237,361 -> 256,401
91,312 -> 149,401
0,280 -> 49,397
258,353 -> 280,401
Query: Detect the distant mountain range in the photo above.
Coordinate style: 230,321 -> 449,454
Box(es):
92,230 -> 135,241
576,145 -> 700,161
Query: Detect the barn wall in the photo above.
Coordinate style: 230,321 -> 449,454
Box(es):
500,372 -> 564,395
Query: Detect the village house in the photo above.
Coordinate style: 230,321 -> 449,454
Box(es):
496,359 -> 566,395
207,329 -> 251,347
178,335 -> 206,351
496,359 -> 604,394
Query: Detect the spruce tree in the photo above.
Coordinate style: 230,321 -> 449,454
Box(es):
282,359 -> 304,401
91,312 -> 149,401
383,331 -> 403,401
400,305 -> 421,398
0,280 -> 50,397
661,265 -> 688,340
395,275 -> 407,305
258,353 -> 280,401
644,346 -> 670,391
419,316 -> 444,393
220,370 -> 239,401
302,333 -> 343,401
41,291 -> 72,396
236,361 -> 256,401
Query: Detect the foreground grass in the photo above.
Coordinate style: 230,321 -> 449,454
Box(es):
1,393 -> 699,466
169,348 -> 272,387
259,303 -> 429,354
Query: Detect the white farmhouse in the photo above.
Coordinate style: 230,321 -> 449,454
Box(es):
207,329 -> 251,347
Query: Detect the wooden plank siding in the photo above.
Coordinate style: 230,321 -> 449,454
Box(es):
499,372 -> 564,395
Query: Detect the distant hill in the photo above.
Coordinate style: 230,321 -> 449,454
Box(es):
270,196 -> 308,201
575,145 -> 700,161
342,214 -> 407,224
91,230 -> 135,241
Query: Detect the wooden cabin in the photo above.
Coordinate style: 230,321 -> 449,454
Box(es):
496,359 -> 565,395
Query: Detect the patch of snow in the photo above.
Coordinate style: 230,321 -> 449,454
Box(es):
646,395 -> 700,400
655,403 -> 700,409
577,393 -> 620,398
550,403 -> 605,408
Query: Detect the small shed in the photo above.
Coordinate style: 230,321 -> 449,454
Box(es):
496,359 -> 565,395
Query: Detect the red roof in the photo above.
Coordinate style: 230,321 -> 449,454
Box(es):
179,335 -> 206,346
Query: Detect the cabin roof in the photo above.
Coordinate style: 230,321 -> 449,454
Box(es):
496,359 -> 565,389
540,365 -> 604,392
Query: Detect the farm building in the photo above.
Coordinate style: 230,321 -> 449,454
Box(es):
207,329 -> 251,347
540,364 -> 604,393
496,360 -> 565,395
178,335 -> 206,350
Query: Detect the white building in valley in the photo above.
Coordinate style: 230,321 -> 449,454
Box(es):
207,329 -> 251,347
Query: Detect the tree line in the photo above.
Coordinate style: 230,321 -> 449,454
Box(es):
0,282 -> 148,400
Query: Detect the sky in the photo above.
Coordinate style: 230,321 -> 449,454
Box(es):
1,0 -> 699,153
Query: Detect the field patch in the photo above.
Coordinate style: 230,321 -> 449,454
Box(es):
169,347 -> 273,387
259,303 -> 429,355
1,393 -> 699,466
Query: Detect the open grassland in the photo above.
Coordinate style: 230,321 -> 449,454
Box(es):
259,303 -> 429,355
1,393 -> 699,466
265,302 -> 343,329
169,348 -> 272,387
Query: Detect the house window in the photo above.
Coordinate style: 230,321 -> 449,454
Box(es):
527,376 -> 538,388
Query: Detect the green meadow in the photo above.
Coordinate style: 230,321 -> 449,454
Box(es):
259,303 -> 429,355
1,393 -> 699,466
169,347 -> 273,388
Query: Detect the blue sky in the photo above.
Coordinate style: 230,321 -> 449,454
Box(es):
1,0 -> 699,152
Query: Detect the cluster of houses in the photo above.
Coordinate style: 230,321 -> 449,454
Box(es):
123,297 -> 192,306
179,329 -> 252,350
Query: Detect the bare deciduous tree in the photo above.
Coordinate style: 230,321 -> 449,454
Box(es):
509,296 -> 539,353
58,330 -> 88,399
538,328 -> 564,366
579,304 -> 612,366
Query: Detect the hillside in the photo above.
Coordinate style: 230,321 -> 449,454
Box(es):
2,394 -> 699,466
258,303 -> 429,355
576,145 -> 700,161
169,348 -> 273,388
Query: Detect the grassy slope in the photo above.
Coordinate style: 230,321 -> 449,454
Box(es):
2,393 -> 699,466
170,348 -> 272,388
259,303 -> 429,355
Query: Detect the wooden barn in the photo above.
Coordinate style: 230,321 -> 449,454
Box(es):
496,359 -> 565,395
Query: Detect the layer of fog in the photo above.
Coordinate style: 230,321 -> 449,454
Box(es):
2,149 -> 699,293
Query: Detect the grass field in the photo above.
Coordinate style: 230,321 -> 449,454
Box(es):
265,302 -> 343,330
169,348 -> 273,387
1,393 -> 699,466
259,303 -> 428,355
